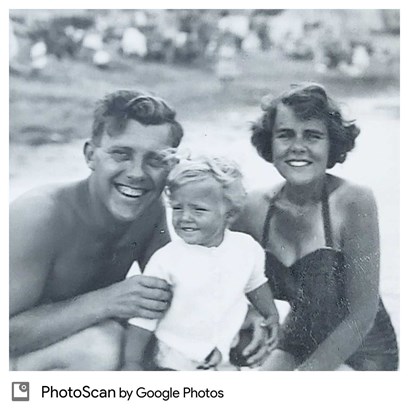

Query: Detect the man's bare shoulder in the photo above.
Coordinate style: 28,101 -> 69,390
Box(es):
10,181 -> 83,228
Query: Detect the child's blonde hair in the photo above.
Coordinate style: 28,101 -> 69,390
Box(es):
166,155 -> 247,216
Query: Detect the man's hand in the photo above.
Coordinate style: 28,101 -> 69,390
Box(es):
100,275 -> 172,320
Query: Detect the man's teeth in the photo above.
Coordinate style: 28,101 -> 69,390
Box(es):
116,185 -> 145,197
287,160 -> 311,167
181,228 -> 197,232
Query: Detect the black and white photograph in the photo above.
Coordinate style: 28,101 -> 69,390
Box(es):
8,7 -> 400,375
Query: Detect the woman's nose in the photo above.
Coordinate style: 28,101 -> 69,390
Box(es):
289,136 -> 307,153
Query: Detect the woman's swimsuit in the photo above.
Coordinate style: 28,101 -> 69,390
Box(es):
262,184 -> 399,370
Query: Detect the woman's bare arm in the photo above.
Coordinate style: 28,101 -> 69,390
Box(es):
298,186 -> 380,370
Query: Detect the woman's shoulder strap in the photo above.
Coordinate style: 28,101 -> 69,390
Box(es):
261,183 -> 285,248
322,180 -> 334,248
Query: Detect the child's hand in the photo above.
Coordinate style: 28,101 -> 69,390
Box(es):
261,315 -> 280,351
238,313 -> 270,366
197,347 -> 222,370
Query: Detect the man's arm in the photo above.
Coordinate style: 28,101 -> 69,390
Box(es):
10,196 -> 111,356
10,195 -> 171,357
11,278 -> 171,358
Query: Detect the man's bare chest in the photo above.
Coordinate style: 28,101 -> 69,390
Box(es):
42,233 -> 141,302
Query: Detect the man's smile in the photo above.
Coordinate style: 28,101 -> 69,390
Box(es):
115,184 -> 148,198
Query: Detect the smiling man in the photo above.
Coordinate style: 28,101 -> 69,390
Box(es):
9,90 -> 183,370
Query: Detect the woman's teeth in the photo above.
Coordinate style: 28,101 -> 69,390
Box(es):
286,160 -> 311,167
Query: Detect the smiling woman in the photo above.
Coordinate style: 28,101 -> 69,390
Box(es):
271,104 -> 330,187
233,83 -> 399,371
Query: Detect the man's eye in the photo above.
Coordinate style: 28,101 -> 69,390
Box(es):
195,208 -> 208,212
146,155 -> 166,168
111,151 -> 130,161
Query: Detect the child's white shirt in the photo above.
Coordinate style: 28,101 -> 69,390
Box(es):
127,230 -> 267,365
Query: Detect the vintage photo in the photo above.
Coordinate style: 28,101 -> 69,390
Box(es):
9,9 -> 400,371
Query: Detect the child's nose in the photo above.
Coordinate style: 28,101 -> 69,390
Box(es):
180,209 -> 194,222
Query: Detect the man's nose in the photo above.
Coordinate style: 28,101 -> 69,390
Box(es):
126,157 -> 145,180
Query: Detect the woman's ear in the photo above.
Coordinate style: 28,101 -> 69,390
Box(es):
83,140 -> 96,171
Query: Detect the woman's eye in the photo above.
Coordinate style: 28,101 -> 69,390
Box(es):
275,132 -> 291,139
306,133 -> 322,141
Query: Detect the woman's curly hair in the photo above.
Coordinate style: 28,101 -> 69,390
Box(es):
92,90 -> 183,146
251,83 -> 360,168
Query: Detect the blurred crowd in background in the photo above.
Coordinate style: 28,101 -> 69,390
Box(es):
10,9 -> 400,81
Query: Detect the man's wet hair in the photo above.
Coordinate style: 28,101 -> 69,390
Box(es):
92,90 -> 183,146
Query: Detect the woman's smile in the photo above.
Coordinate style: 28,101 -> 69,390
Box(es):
272,104 -> 329,186
285,159 -> 313,167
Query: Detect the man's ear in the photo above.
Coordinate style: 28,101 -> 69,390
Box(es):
83,140 -> 96,171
